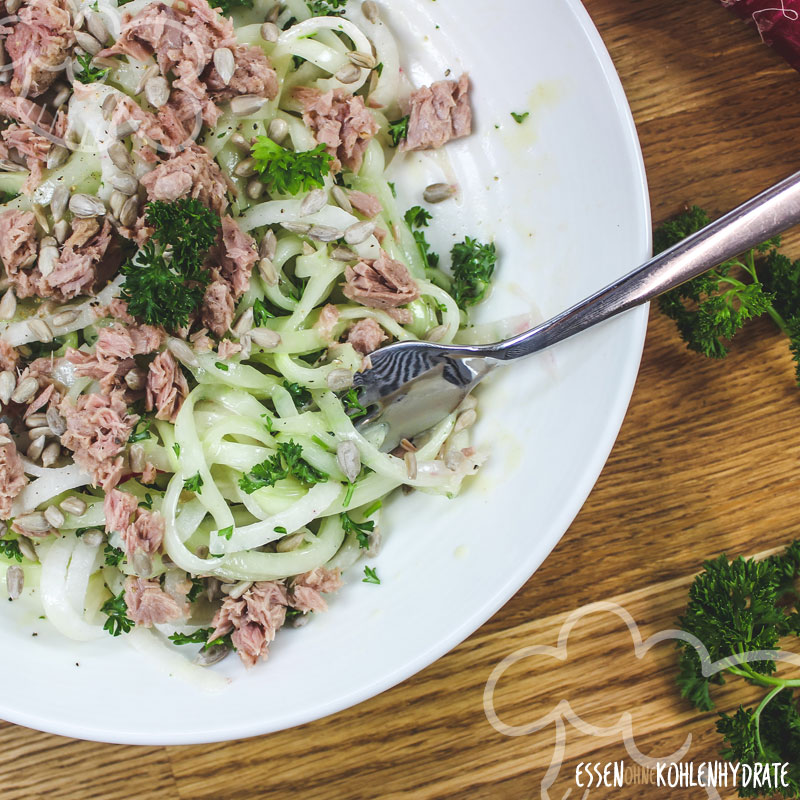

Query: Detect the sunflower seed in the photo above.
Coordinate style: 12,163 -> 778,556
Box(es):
231,94 -> 266,116
108,190 -> 126,218
6,566 -> 23,599
260,229 -> 277,260
15,511 -> 49,534
249,327 -> 281,348
275,532 -> 305,553
194,644 -> 230,667
281,221 -> 310,235
302,241 -> 314,256
331,246 -> 357,261
82,530 -> 104,547
69,193 -> 105,218
101,92 -> 118,119
233,307 -> 254,336
37,246 -> 59,279
0,371 -> 15,404
132,551 -> 152,577
221,580 -> 252,598
26,435 -> 46,460
75,31 -> 102,56
404,450 -> 417,480
335,63 -> 361,84
213,47 -> 235,86
423,182 -> 457,203
362,0 -> 379,22
348,50 -> 377,70
60,496 -> 87,516
134,64 -> 159,96
267,117 -> 288,143
331,186 -> 352,213
108,141 -> 133,172
44,505 -> 65,529
0,288 -> 16,320
128,442 -> 145,472
50,184 -> 70,223
41,441 -> 61,467
17,536 -> 37,562
110,172 -> 138,195
337,440 -> 361,483
260,21 -> 279,42
25,413 -> 48,428
11,376 -> 37,404
124,367 -> 147,391
119,195 -> 139,227
233,157 -> 256,178
86,10 -> 109,44
27,425 -> 52,440
27,318 -> 53,342
46,408 -> 67,437
300,188 -> 327,216
258,256 -> 277,285
267,1 -> 281,22
53,84 -> 72,108
326,368 -> 353,391
32,203 -> 49,233
308,224 -> 342,242
5,0 -> 22,14
144,75 -> 170,108
53,219 -> 69,244
246,178 -> 264,200
47,144 -> 69,170
167,337 -> 199,367
454,408 -> 477,433
426,324 -> 448,343
343,219 -> 375,245
51,308 -> 80,328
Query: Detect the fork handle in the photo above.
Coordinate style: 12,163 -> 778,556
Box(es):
479,169 -> 800,362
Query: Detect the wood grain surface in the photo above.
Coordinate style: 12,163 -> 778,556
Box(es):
4,1 -> 800,798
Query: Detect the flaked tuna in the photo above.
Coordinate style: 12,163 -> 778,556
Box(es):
348,190 -> 382,218
0,339 -> 19,371
201,279 -> 234,336
343,250 -> 420,309
346,317 -> 387,354
124,576 -> 185,626
45,218 -> 114,301
0,209 -> 39,298
0,423 -> 27,520
294,87 -> 379,172
145,351 -> 188,423
290,567 -> 342,613
403,73 -> 472,151
216,215 -> 257,300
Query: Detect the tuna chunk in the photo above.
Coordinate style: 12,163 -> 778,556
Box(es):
104,489 -> 164,556
0,86 -> 54,131
348,190 -> 382,218
343,250 -> 420,310
290,567 -> 342,613
209,581 -> 289,668
5,0 -> 74,98
124,576 -> 185,626
204,44 -> 279,107
294,87 -> 379,172
403,74 -> 472,151
104,488 -> 138,535
216,215 -> 257,299
111,95 -> 194,157
45,218 -> 114,301
145,351 -> 188,423
201,279 -> 234,336
346,318 -> 387,354
59,391 -> 138,490
139,144 -> 229,216
0,209 -> 39,297
2,123 -> 49,191
0,339 -> 19,371
0,423 -> 27,520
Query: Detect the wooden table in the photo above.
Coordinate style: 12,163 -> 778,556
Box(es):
4,2 -> 800,798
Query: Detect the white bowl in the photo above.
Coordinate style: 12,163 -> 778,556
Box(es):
0,0 -> 649,743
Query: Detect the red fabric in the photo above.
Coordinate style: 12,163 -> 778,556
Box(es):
721,1 -> 800,71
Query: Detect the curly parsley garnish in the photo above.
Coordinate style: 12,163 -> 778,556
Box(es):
450,238 -> 497,309
101,591 -> 134,636
74,52 -> 109,84
251,137 -> 332,196
183,473 -> 204,494
103,545 -> 125,567
362,565 -> 381,584
341,512 -> 374,548
0,538 -> 23,563
239,440 -> 328,494
388,116 -> 409,147
306,0 -> 346,15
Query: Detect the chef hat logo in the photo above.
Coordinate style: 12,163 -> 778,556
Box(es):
483,600 -> 800,800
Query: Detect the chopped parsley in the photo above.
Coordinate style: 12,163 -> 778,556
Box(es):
239,440 -> 328,494
306,0 -> 346,14
215,361 -> 229,371
138,493 -> 154,510
74,52 -> 109,84
450,238 -> 497,308
283,380 -> 312,408
0,538 -> 23,563
210,0 -> 253,15
342,387 -> 368,419
187,577 -> 204,603
341,512 -> 374,548
101,591 -> 134,636
172,442 -> 181,458
128,419 -> 152,444
388,182 -> 397,198
103,545 -> 125,567
217,525 -> 234,540
183,473 -> 204,493
510,110 -> 529,124
120,199 -> 220,330
362,565 -> 381,584
168,627 -> 233,650
405,207 -> 440,271
253,297 -> 275,327
404,206 -> 432,229
251,137 -> 332,196
388,116 -> 410,147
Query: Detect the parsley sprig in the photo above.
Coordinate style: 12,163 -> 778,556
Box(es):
101,591 -> 134,636
0,538 -> 23,563
251,137 -> 332,196
120,199 -> 220,330
341,512 -> 374,548
74,52 -> 109,84
388,116 -> 409,147
676,542 -> 800,796
306,0 -> 346,14
169,627 -> 233,650
239,440 -> 328,494
451,238 -> 497,309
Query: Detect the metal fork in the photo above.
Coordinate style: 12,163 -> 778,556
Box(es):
352,170 -> 800,451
